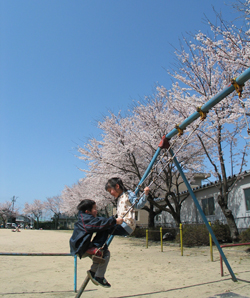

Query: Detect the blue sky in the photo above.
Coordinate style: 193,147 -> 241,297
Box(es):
0,0 -> 236,211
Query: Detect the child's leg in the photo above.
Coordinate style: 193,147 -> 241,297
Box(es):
91,230 -> 110,248
90,249 -> 110,278
91,223 -> 131,249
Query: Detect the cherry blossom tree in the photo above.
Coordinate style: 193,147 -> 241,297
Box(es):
44,196 -> 62,229
196,3 -> 249,73
65,95 -> 206,227
23,200 -> 44,229
61,172 -> 117,216
128,96 -> 206,226
160,0 -> 250,240
61,179 -> 90,217
0,201 -> 13,227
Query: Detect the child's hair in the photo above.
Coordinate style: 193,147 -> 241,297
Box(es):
77,199 -> 96,213
105,177 -> 127,192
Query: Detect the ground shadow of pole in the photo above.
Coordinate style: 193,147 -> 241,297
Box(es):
0,289 -> 97,296
109,278 -> 250,298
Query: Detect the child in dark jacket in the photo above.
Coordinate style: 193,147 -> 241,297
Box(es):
70,199 -> 123,288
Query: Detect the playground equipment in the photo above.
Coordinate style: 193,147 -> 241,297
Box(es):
220,243 -> 250,277
85,247 -> 105,264
179,222 -> 213,261
145,227 -> 163,251
75,67 -> 250,296
75,275 -> 90,298
0,252 -> 78,292
131,67 -> 250,283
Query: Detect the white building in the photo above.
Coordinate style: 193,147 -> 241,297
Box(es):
156,171 -> 250,232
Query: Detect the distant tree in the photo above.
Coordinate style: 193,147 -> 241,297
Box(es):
0,201 -> 13,227
23,200 -> 44,229
44,196 -> 62,229
62,180 -> 87,217
61,174 -> 113,217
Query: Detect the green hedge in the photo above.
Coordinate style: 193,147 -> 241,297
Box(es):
132,222 -> 250,247
211,220 -> 232,243
38,221 -> 55,229
175,221 -> 232,247
133,227 -> 177,241
239,227 -> 250,243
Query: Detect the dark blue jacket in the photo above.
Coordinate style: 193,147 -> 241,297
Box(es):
69,211 -> 116,258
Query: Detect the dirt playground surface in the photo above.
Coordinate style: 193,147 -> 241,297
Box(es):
0,229 -> 250,298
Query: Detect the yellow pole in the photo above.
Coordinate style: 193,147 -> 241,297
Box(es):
160,227 -> 163,252
209,222 -> 213,262
180,223 -> 183,256
146,229 -> 148,248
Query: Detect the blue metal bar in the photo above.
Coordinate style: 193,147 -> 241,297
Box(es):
74,255 -> 77,292
134,148 -> 161,195
0,252 -> 71,256
105,234 -> 114,247
169,147 -> 237,282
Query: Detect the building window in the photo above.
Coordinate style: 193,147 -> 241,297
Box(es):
135,211 -> 139,221
243,187 -> 250,211
201,197 -> 215,216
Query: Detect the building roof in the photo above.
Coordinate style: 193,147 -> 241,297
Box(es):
178,170 -> 250,196
153,170 -> 250,203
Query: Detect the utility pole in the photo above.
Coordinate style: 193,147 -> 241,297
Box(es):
11,196 -> 18,212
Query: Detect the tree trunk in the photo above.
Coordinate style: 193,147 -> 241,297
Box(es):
172,212 -> 181,227
218,195 -> 239,241
55,215 -> 59,229
171,202 -> 181,227
148,202 -> 155,228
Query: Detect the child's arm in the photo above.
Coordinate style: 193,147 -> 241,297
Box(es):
81,214 -> 120,233
128,187 -> 150,209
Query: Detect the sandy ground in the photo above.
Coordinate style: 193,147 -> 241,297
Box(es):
0,229 -> 250,298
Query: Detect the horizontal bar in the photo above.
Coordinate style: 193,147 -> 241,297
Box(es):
1,252 -> 76,291
0,252 -> 71,256
220,242 -> 250,249
220,243 -> 250,276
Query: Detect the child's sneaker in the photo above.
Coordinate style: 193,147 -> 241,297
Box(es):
94,277 -> 111,288
87,270 -> 98,285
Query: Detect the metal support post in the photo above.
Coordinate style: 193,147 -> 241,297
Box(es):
169,147 -> 237,282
